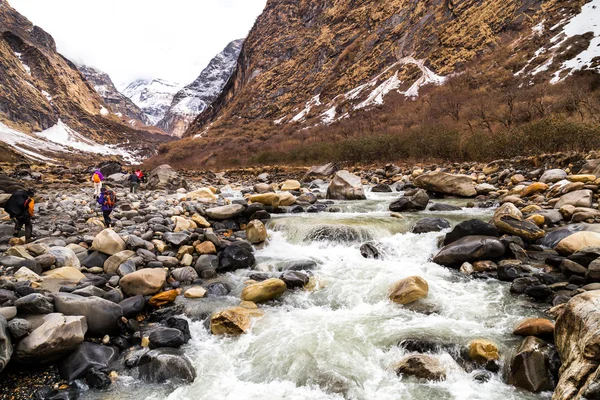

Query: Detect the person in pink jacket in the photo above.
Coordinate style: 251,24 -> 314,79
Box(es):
91,169 -> 105,199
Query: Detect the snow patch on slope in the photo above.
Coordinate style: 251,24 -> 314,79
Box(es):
291,95 -> 321,122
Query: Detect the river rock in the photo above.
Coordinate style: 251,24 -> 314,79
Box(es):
554,291 -> 600,398
148,327 -> 185,349
249,192 -> 296,207
493,215 -> 545,241
443,220 -> 498,246
241,278 -> 287,303
119,295 -> 146,318
48,247 -> 81,269
429,203 -> 462,211
15,313 -> 87,363
14,293 -> 54,314
389,276 -> 428,304
414,171 -> 477,197
103,250 -> 136,274
91,229 -> 126,256
210,305 -> 264,335
185,188 -> 216,201
513,318 -> 555,337
59,342 -> 119,381
556,232 -> 600,255
555,190 -> 593,209
246,220 -> 267,244
395,354 -> 446,381
280,271 -> 310,289
326,170 -> 366,200
540,169 -> 567,184
433,236 -> 505,267
147,164 -> 188,190
53,293 -> 123,336
508,336 -> 555,393
521,182 -> 549,197
205,204 -> 245,220
281,180 -> 301,191
468,339 -> 499,363
184,287 -> 206,298
0,315 -> 12,373
411,218 -> 450,234
42,267 -> 85,283
171,267 -> 198,283
218,245 -> 255,272
119,269 -> 166,296
389,189 -> 429,212
132,348 -> 195,383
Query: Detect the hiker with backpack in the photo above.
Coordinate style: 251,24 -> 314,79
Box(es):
91,169 -> 105,199
97,186 -> 116,227
5,189 -> 35,241
128,170 -> 140,193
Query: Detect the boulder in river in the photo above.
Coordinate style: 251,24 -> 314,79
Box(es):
411,218 -> 450,234
389,276 -> 429,305
133,348 -> 196,383
218,244 -> 255,272
414,171 -> 477,197
554,291 -> 600,398
59,341 -> 119,381
433,235 -> 505,267
513,318 -> 555,338
508,336 -> 555,393
395,354 -> 446,381
241,278 -> 287,303
146,164 -> 188,190
246,220 -> 267,244
210,305 -> 264,335
443,220 -> 498,246
389,189 -> 429,212
326,170 -> 366,200
493,215 -> 545,241
468,339 -> 499,364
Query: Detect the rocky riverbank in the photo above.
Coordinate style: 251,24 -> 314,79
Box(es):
1,152 -> 600,399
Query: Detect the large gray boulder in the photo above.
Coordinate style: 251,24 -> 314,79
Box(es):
205,204 -> 245,220
414,171 -> 477,197
433,235 -> 505,267
59,342 -> 119,381
147,164 -> 188,190
507,336 -> 555,393
554,190 -> 593,209
0,315 -> 12,373
326,170 -> 366,200
540,169 -> 567,184
389,189 -> 430,212
53,293 -> 122,336
130,348 -> 196,383
48,247 -> 81,269
15,313 -> 87,363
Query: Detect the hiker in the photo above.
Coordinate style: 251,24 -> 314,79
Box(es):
91,169 -> 105,198
97,186 -> 116,227
5,189 -> 35,241
128,170 -> 140,193
135,169 -> 144,181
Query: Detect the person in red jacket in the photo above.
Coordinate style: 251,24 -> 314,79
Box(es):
5,189 -> 35,241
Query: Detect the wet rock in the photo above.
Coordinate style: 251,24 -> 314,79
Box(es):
411,218 -> 450,234
326,170 -> 366,200
148,290 -> 179,307
389,189 -> 429,212
218,244 -> 255,272
360,242 -> 381,259
395,354 -> 446,381
429,203 -> 462,212
371,183 -> 392,193
525,284 -> 553,301
493,215 -> 545,241
59,341 -> 119,381
14,293 -> 54,314
468,339 -> 499,364
119,295 -> 145,318
414,171 -> 477,197
85,368 -> 111,389
246,219 -> 267,244
513,318 -> 555,338
184,286 -> 206,298
119,269 -> 166,296
554,190 -> 593,209
508,336 -> 555,393
205,282 -> 230,297
53,293 -> 123,336
443,220 -> 498,246
194,254 -> 219,278
280,271 -> 310,289
91,229 -> 126,256
433,236 -> 505,267
556,232 -> 600,255
148,327 -> 185,348
133,348 -> 195,383
162,232 -> 190,247
210,305 -> 263,335
164,316 -> 191,343
560,259 -> 587,277
15,313 -> 87,363
241,278 -> 287,303
249,192 -> 296,207
171,267 -> 198,283
389,276 -> 428,305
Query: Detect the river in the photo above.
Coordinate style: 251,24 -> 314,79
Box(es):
84,189 -> 550,400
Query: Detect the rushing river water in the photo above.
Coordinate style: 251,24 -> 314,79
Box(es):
84,190 -> 551,400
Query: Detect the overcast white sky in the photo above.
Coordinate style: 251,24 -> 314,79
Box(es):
9,0 -> 267,89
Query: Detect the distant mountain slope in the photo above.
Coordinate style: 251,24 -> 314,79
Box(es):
0,0 -> 171,162
122,79 -> 181,125
156,39 -> 243,137
78,65 -> 152,126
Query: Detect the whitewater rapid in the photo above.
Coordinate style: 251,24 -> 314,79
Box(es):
83,191 -> 550,400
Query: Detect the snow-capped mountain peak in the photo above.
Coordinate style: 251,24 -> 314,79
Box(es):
122,78 -> 182,125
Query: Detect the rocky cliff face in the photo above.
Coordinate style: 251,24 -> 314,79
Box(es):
185,0 -> 586,137
78,65 -> 153,127
157,39 -> 243,137
122,79 -> 181,126
0,0 -> 171,162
